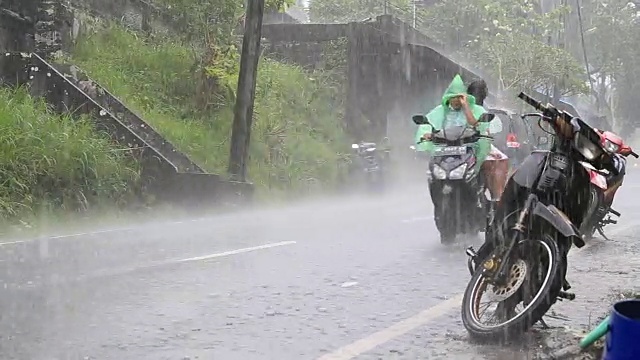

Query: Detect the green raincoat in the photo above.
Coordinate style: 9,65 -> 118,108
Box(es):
413,75 -> 491,171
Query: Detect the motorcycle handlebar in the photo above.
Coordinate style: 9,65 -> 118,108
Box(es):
517,92 -> 543,111
518,92 -> 575,138
631,151 -> 639,158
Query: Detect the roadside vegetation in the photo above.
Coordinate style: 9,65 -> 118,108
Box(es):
70,25 -> 350,201
0,87 -> 141,232
0,0 -> 352,232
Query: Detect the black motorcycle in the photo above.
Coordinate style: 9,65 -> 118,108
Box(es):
351,141 -> 387,191
461,93 -> 618,341
412,113 -> 496,244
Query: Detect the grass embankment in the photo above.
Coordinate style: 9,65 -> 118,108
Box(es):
71,25 -> 350,200
0,87 -> 141,233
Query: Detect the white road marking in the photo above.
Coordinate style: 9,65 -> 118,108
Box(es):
0,217 -> 213,247
175,241 -> 296,263
317,294 -> 464,360
54,241 -> 298,284
0,240 -> 29,246
318,221 -> 640,360
401,216 -> 432,223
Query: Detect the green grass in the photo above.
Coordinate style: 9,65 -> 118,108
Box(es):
71,25 -> 350,200
0,87 -> 141,228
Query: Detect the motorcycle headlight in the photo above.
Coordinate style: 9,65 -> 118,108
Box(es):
574,132 -> 603,161
351,143 -> 359,149
604,139 -> 620,153
432,164 -> 447,179
449,163 -> 467,180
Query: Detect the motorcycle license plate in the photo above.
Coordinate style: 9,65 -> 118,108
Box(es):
434,146 -> 467,156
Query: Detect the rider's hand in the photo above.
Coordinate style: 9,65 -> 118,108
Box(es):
459,94 -> 468,107
555,116 -> 574,139
420,133 -> 432,141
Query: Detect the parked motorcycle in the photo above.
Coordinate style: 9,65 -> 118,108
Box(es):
461,92 -> 619,341
579,129 -> 638,241
350,141 -> 387,191
412,112 -> 496,244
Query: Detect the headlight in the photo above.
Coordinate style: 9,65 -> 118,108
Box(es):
449,163 -> 467,180
352,143 -> 359,149
574,132 -> 603,161
432,164 -> 447,179
604,139 -> 620,153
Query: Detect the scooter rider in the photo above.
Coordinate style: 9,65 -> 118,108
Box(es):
417,76 -> 509,202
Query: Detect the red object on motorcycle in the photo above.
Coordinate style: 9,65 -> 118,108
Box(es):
588,169 -> 608,190
580,161 -> 608,190
598,129 -> 636,157
506,133 -> 520,148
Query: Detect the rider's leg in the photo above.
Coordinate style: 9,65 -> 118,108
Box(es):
603,154 -> 627,207
482,146 -> 510,201
603,179 -> 622,208
492,159 -> 509,200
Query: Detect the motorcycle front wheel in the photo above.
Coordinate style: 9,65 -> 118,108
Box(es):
461,233 -> 562,341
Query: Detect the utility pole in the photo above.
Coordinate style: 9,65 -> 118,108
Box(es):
228,0 -> 265,181
413,1 -> 416,27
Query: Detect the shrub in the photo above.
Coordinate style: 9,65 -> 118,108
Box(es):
71,25 -> 350,199
0,87 -> 141,219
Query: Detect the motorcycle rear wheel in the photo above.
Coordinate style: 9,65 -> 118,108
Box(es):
580,187 -> 603,241
461,234 -> 561,341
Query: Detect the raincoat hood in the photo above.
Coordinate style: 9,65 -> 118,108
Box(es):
440,74 -> 478,108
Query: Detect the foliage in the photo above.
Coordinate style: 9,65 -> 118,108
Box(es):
579,0 -> 640,132
309,0 -> 410,23
420,0 -> 587,95
0,87 -> 140,220
309,0 -> 588,96
72,25 -> 349,199
153,0 -> 294,42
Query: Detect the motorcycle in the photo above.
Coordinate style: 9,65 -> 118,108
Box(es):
579,129 -> 638,241
350,141 -> 387,191
461,92 -> 619,341
412,112 -> 496,244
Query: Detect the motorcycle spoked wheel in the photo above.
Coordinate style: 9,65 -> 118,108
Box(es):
461,234 -> 562,342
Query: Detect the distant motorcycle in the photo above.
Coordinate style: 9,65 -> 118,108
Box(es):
579,129 -> 638,241
351,141 -> 387,191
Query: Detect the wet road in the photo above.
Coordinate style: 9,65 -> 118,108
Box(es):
2,170 -> 640,360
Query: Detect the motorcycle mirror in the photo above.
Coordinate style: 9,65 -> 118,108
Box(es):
478,113 -> 495,123
412,115 -> 429,125
351,143 -> 359,149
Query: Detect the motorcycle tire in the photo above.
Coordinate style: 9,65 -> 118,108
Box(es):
461,233 -> 562,341
437,195 -> 458,244
580,187 -> 604,241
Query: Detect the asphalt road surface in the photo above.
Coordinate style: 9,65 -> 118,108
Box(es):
2,170 -> 640,360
